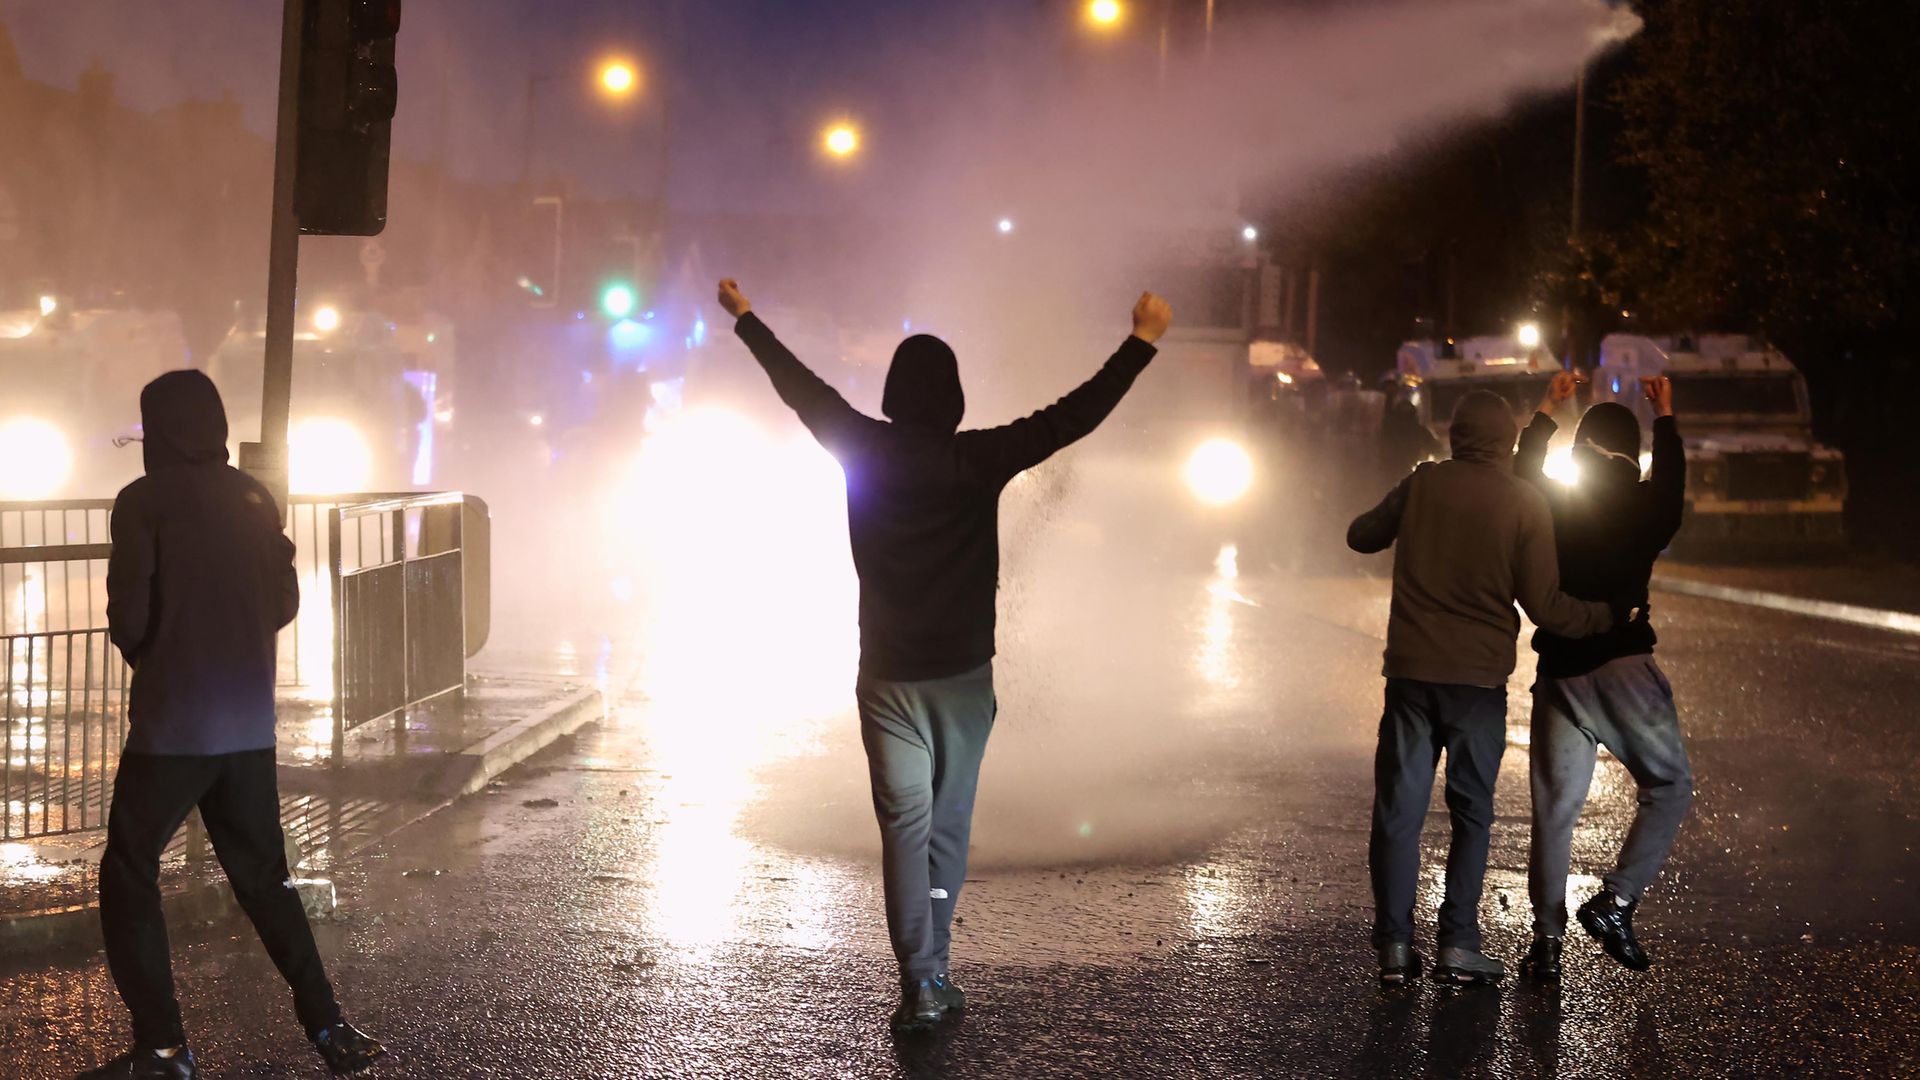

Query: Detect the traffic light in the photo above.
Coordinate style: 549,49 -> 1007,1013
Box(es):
600,282 -> 637,320
295,0 -> 401,235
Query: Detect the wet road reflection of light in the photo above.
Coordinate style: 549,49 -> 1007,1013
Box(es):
609,406 -> 861,961
1197,544 -> 1258,692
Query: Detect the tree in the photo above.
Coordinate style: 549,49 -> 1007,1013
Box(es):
1605,0 -> 1920,342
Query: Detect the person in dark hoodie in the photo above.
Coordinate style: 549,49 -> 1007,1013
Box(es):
715,278 -> 1170,1031
1512,372 -> 1691,982
101,371 -> 384,1079
1347,389 -> 1621,987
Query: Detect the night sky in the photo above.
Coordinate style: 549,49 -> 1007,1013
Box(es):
0,0 -> 1015,212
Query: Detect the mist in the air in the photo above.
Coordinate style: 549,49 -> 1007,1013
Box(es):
0,0 -> 1635,865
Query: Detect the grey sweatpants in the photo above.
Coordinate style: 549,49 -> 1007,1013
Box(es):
1528,654 -> 1694,937
857,662 -> 995,983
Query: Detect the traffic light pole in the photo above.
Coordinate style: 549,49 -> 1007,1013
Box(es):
242,0 -> 306,517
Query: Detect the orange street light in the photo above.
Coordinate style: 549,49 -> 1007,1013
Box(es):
598,59 -> 640,99
823,122 -> 861,159
1086,0 -> 1124,29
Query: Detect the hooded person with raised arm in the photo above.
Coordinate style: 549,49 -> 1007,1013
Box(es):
716,279 -> 1170,1031
1347,389 -> 1624,987
1512,372 -> 1692,983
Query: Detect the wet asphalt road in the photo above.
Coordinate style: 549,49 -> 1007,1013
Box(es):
4,542 -> 1918,1078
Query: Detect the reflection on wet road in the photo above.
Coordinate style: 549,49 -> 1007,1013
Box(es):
4,520 -> 1919,1075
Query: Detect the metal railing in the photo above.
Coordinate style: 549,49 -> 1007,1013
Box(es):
1,491 -> 485,837
328,492 -> 469,757
1,628 -> 129,840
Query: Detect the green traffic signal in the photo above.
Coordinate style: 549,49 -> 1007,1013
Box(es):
600,283 -> 637,320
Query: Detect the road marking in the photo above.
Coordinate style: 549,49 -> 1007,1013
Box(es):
1652,575 -> 1920,637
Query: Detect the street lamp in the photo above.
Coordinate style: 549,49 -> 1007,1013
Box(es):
598,59 -> 639,99
823,122 -> 861,159
524,56 -> 647,183
1086,0 -> 1124,29
1517,321 -> 1542,349
997,217 -> 1015,235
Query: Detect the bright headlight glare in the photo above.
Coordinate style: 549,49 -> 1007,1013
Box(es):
1543,446 -> 1581,486
0,417 -> 74,500
289,418 -> 372,495
1185,438 -> 1254,506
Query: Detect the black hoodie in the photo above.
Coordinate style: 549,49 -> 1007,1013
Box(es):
1347,390 -> 1615,687
734,312 -> 1156,680
107,371 -> 298,755
1514,407 -> 1685,678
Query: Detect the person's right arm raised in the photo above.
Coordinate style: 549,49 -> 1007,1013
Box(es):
718,278 -> 869,455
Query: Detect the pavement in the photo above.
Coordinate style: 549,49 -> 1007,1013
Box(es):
1,528 -> 1914,1079
0,645 -> 613,955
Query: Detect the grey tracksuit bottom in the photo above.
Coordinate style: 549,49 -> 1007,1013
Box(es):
857,662 -> 995,983
1528,654 -> 1694,937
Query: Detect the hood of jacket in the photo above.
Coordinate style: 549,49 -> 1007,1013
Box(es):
1575,401 -> 1641,459
140,369 -> 230,473
881,334 -> 965,432
1447,389 -> 1519,466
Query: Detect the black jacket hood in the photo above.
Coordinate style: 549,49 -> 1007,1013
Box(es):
1575,401 -> 1642,459
140,370 -> 230,473
1447,389 -> 1519,465
882,334 -> 965,432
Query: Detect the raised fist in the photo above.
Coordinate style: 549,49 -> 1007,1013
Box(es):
1539,369 -> 1584,416
1132,292 -> 1173,344
1641,375 -> 1673,417
717,279 -> 752,319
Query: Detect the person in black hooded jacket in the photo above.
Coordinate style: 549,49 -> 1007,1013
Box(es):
1511,371 -> 1693,982
717,279 -> 1170,1031
100,371 -> 383,1079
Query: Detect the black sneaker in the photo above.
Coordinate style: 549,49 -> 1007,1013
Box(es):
931,973 -> 967,1013
891,979 -> 945,1033
1519,936 -> 1563,984
1377,941 -> 1424,986
313,1021 -> 387,1075
1577,889 -> 1651,971
129,1048 -> 199,1080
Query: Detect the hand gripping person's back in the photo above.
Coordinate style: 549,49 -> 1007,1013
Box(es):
716,279 -> 1170,1032
99,371 -> 385,1079
1346,389 -> 1619,989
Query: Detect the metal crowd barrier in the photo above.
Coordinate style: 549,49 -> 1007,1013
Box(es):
327,491 -> 471,757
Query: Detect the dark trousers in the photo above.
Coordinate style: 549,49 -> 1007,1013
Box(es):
856,662 -> 995,983
100,749 -> 341,1050
1368,678 -> 1507,951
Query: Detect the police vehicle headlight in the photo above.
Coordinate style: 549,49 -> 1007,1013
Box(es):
289,418 -> 372,495
1184,438 -> 1254,506
1543,446 -> 1581,486
0,417 -> 75,500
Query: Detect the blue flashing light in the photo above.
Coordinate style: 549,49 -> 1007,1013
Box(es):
693,317 -> 707,346
609,318 -> 654,354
